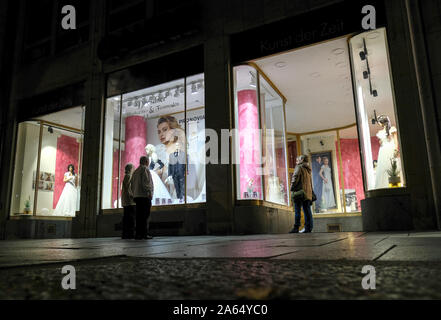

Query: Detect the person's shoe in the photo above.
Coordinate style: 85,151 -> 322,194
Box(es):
289,227 -> 299,234
301,229 -> 312,233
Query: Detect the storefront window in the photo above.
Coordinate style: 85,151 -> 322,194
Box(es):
260,76 -> 289,205
350,28 -> 405,191
102,74 -> 206,208
233,65 -> 288,205
10,106 -> 85,217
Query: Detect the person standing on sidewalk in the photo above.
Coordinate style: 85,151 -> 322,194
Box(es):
290,155 -> 314,233
131,156 -> 155,240
121,163 -> 136,239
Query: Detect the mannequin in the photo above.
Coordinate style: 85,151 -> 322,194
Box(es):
144,144 -> 172,204
375,115 -> 400,189
54,164 -> 77,216
168,142 -> 186,201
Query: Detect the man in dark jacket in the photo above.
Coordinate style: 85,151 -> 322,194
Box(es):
131,156 -> 154,240
290,155 -> 314,233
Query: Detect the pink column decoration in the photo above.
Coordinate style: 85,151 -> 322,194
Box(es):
238,90 -> 262,199
122,115 -> 147,171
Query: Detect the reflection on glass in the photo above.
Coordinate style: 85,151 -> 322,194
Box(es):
260,76 -> 289,205
350,27 -> 405,191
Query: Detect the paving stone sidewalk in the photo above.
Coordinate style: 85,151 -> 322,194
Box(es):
1,232 -> 441,299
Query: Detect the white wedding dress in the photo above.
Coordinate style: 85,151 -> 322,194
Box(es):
321,165 -> 336,209
54,172 -> 77,216
375,127 -> 398,189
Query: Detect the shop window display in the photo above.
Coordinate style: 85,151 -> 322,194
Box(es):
102,74 -> 206,209
10,107 -> 84,217
233,65 -> 288,205
350,28 -> 405,191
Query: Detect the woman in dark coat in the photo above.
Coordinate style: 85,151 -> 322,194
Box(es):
290,155 -> 314,233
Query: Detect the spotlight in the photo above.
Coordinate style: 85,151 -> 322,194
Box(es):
372,89 -> 378,97
363,71 -> 369,79
320,140 -> 324,146
250,76 -> 257,88
359,51 -> 366,61
48,126 -> 53,134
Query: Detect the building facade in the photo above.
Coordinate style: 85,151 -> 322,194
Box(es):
0,0 -> 440,239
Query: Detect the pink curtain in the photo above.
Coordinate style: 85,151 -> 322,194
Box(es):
238,90 -> 262,198
53,135 -> 79,208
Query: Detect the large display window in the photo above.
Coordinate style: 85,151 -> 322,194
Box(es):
102,73 -> 206,209
10,106 -> 85,217
350,28 -> 405,191
233,64 -> 289,206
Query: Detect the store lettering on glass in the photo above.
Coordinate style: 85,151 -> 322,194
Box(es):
259,20 -> 344,54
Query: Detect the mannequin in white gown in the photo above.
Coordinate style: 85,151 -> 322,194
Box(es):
54,164 -> 77,216
374,115 -> 401,189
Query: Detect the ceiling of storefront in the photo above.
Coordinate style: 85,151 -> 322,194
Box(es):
35,106 -> 85,132
253,31 -> 395,139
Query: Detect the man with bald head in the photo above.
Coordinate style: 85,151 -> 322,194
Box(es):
131,156 -> 154,240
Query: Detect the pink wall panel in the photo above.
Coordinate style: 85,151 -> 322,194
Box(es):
238,90 -> 262,198
53,135 -> 80,208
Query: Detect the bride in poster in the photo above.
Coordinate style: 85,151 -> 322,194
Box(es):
54,164 -> 78,216
319,157 -> 336,210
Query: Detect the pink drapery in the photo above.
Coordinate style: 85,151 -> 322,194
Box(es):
53,135 -> 79,208
238,90 -> 262,199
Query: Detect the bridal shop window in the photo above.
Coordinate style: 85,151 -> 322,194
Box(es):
10,106 -> 85,217
233,64 -> 289,206
102,73 -> 206,209
350,28 -> 405,191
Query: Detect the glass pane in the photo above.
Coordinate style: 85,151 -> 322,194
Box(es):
337,127 -> 365,213
38,124 -> 82,217
302,131 -> 342,214
233,65 -> 263,200
350,28 -> 405,191
260,76 -> 288,205
102,96 -> 121,209
10,122 -> 39,216
121,78 -> 186,206
186,73 -> 206,204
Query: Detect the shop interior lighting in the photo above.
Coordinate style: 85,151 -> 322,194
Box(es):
359,38 -> 378,97
48,126 -> 54,134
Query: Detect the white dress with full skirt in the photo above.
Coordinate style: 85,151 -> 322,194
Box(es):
54,172 -> 77,216
321,165 -> 336,209
375,127 -> 398,189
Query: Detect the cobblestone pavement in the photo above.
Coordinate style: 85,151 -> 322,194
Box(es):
1,257 -> 441,299
1,232 -> 441,299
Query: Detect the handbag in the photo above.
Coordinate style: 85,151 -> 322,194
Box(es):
312,191 -> 317,202
292,189 -> 305,202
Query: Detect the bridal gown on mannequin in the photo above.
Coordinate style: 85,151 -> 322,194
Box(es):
54,172 -> 77,216
375,127 -> 398,189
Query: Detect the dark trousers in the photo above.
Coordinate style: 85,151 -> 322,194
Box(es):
134,197 -> 152,238
294,200 -> 314,232
122,205 -> 135,239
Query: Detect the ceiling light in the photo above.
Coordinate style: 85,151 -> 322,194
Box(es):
48,126 -> 54,134
332,48 -> 345,55
372,89 -> 378,97
310,72 -> 320,78
336,62 -> 347,68
359,51 -> 366,61
367,31 -> 380,39
275,61 -> 286,68
363,70 -> 369,79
